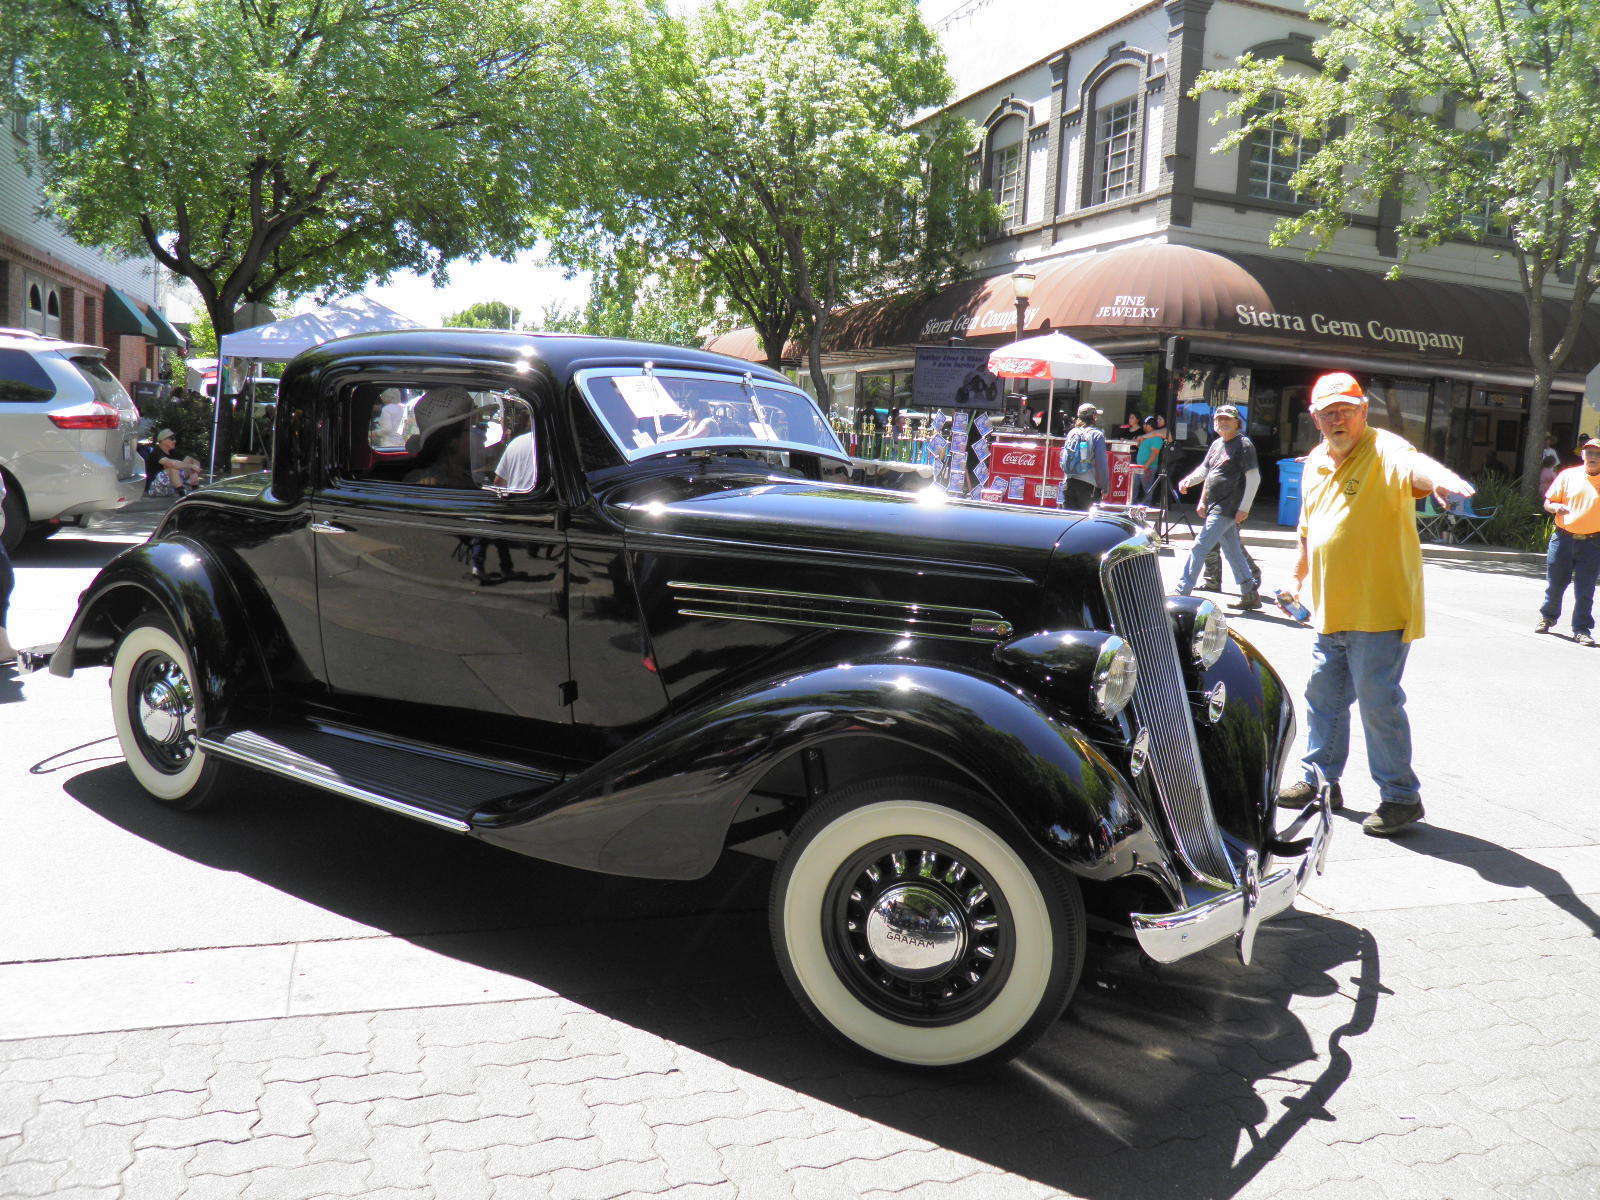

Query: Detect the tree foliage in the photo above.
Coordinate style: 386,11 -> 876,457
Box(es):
1196,0 -> 1600,496
443,300 -> 524,330
539,244 -> 730,348
4,0 -> 618,340
555,0 -> 992,404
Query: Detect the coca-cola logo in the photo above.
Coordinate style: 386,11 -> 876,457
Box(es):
999,451 -> 1036,467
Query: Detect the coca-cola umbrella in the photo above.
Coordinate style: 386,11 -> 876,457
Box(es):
987,331 -> 1117,495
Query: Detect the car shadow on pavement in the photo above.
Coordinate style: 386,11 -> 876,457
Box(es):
66,762 -> 1384,1200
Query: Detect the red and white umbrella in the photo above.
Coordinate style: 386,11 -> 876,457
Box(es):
987,332 -> 1116,492
987,331 -> 1116,383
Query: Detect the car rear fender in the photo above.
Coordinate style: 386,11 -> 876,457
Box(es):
476,662 -> 1166,882
49,537 -> 268,730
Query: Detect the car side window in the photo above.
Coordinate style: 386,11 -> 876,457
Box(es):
342,384 -> 546,496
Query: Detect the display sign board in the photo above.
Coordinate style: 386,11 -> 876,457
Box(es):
913,345 -> 1003,411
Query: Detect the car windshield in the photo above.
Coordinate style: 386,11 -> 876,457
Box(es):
577,368 -> 845,464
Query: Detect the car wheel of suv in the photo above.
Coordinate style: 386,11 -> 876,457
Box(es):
110,617 -> 229,810
1,484 -> 26,555
770,776 -> 1084,1068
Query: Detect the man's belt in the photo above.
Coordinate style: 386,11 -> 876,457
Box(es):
1559,528 -> 1599,540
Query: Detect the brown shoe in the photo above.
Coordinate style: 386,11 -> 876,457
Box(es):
1276,780 -> 1343,811
1362,801 -> 1424,837
1230,591 -> 1263,612
1535,617 -> 1553,634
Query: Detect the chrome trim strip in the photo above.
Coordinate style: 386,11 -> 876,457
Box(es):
1129,794 -> 1333,965
670,581 -> 1011,643
668,580 -> 1007,620
197,735 -> 473,833
1100,534 -> 1235,886
676,608 -> 999,644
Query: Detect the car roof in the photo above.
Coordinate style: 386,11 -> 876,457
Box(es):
301,329 -> 791,388
0,328 -> 107,358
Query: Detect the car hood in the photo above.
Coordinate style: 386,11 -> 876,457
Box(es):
603,469 -> 1107,584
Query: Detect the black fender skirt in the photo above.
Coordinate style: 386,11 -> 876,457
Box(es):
49,537 -> 268,731
475,662 -> 1168,882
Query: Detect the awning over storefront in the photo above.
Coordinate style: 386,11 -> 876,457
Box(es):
103,287 -> 158,338
706,242 -> 1600,387
144,306 -> 185,349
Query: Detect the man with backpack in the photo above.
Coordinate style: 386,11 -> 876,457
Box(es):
1059,403 -> 1111,509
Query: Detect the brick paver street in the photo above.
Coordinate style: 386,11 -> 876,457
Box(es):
2,511 -> 1597,1199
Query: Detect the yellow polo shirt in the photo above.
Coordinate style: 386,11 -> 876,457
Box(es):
1545,466 -> 1600,535
1297,428 -> 1427,642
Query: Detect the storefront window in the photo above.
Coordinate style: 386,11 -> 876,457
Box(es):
1365,377 -> 1430,446
1083,354 -> 1158,434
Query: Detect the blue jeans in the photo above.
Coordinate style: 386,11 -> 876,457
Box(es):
1301,630 -> 1421,807
1540,530 -> 1600,635
1177,508 -> 1254,596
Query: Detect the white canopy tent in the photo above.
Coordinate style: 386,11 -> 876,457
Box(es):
217,295 -> 421,360
211,296 -> 422,475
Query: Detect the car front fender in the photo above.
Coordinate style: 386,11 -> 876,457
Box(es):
49,537 -> 268,731
476,661 -> 1167,882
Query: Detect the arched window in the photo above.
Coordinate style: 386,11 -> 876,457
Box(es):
45,289 -> 59,318
1244,90 -> 1317,203
1085,66 -> 1143,206
984,109 -> 1028,233
27,283 -> 42,312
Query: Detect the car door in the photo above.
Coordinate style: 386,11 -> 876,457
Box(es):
310,371 -> 575,765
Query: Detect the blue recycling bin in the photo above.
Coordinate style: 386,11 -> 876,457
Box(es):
1276,457 -> 1305,527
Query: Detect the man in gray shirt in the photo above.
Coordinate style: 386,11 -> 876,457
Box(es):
1175,405 -> 1262,609
1058,403 -> 1111,510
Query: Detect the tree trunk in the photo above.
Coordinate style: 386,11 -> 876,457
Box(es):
1522,366 -> 1554,501
207,300 -> 238,478
759,327 -> 788,371
805,317 -> 831,414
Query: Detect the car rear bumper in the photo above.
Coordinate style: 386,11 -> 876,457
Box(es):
1129,788 -> 1333,966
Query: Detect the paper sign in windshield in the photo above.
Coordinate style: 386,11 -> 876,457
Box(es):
614,375 -> 683,419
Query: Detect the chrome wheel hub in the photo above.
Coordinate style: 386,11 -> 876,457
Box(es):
864,884 -> 967,980
129,653 -> 196,771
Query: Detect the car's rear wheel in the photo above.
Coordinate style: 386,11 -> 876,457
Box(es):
770,776 -> 1084,1068
110,617 -> 230,810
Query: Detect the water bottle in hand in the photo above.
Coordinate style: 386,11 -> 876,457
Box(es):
1275,589 -> 1311,623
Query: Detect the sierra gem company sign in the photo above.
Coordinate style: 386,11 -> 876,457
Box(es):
1233,304 -> 1466,356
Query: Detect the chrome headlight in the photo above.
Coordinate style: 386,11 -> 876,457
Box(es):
1191,599 -> 1229,669
1092,636 -> 1139,717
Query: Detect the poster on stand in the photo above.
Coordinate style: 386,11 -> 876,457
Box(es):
913,346 -> 1003,411
946,412 -> 972,494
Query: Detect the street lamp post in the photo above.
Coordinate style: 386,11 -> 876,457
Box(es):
1010,267 -> 1035,339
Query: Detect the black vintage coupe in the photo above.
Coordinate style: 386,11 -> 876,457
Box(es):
46,331 -> 1331,1067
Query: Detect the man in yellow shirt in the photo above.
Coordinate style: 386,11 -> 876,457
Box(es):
1536,438 -> 1600,647
1276,373 -> 1473,837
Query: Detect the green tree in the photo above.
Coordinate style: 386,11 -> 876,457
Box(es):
185,311 -> 218,360
1196,0 -> 1600,497
443,300 -> 524,330
540,244 -> 729,347
4,0 -> 618,357
558,0 -> 991,406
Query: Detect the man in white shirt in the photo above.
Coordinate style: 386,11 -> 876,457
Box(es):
491,429 -> 539,492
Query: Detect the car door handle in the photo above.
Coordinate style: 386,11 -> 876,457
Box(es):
309,520 -> 351,534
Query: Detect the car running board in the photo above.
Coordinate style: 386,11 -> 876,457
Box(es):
196,724 -> 557,832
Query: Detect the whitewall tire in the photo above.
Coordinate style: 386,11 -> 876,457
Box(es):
110,619 -> 227,810
770,777 -> 1084,1068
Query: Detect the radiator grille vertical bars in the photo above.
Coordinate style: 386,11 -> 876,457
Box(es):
1102,540 -> 1236,885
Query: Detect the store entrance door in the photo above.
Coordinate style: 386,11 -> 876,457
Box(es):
1245,367 -> 1318,515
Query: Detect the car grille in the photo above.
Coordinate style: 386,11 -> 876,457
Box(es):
1102,538 -> 1236,885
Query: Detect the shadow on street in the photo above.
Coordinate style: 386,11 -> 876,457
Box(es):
66,761 -> 1385,1199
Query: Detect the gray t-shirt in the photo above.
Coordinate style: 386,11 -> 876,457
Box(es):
1198,434 -> 1258,514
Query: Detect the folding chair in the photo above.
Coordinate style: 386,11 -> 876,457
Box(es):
1415,496 -> 1451,543
1446,494 -> 1497,545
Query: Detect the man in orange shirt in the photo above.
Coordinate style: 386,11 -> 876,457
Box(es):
1276,373 -> 1473,837
1536,438 -> 1600,647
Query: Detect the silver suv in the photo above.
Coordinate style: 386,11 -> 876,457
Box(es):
0,328 -> 144,553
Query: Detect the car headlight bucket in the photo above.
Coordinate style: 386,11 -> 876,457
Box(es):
1192,599 -> 1229,669
1092,636 -> 1139,717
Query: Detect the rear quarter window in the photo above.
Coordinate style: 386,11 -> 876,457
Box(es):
0,349 -> 56,403
68,355 -> 138,418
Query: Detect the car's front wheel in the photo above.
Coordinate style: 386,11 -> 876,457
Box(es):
770,776 -> 1084,1068
110,617 -> 230,810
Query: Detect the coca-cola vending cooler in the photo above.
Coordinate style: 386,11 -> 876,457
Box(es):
983,439 -> 1061,508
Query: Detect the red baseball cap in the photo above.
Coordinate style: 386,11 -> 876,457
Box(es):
1583,438 -> 1600,452
1309,372 -> 1367,411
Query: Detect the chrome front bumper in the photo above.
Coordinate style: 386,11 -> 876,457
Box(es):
1129,787 -> 1334,966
